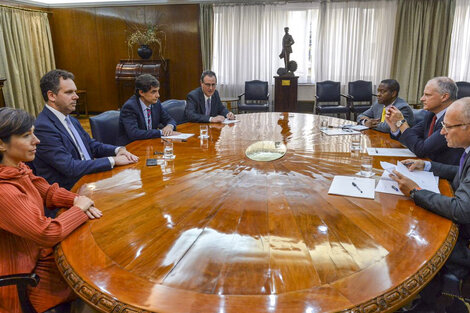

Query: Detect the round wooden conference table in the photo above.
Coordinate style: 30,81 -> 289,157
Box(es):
56,112 -> 457,313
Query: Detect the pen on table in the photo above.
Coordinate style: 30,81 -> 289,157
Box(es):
352,182 -> 363,193
375,148 -> 379,154
391,185 -> 399,192
162,138 -> 169,143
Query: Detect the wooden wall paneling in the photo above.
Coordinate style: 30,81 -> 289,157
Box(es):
49,4 -> 203,113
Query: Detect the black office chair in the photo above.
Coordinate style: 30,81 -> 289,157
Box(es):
347,80 -> 373,120
161,99 -> 187,125
314,80 -> 351,120
89,110 -> 120,145
412,109 -> 426,125
0,273 -> 40,313
238,80 -> 270,113
456,81 -> 470,99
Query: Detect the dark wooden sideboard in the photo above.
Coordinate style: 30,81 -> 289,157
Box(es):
115,59 -> 170,108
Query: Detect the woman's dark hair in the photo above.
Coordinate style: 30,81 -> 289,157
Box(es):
0,108 -> 35,161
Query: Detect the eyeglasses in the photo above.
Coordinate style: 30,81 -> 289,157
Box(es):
203,83 -> 217,88
441,121 -> 470,131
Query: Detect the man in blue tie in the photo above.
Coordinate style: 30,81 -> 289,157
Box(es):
391,97 -> 470,310
118,74 -> 177,145
33,69 -> 139,190
185,70 -> 236,123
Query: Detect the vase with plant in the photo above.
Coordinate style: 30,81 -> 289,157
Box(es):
127,23 -> 166,62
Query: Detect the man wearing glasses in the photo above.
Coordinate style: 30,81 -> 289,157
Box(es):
185,70 -> 236,123
390,97 -> 470,311
385,77 -> 463,165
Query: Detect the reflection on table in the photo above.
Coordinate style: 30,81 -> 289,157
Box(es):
56,113 -> 457,313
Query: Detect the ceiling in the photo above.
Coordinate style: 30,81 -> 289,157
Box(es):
7,0 -> 303,8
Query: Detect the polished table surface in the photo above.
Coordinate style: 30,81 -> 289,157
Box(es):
56,113 -> 457,313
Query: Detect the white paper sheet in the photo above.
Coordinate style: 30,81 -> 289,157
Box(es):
328,176 -> 375,199
350,125 -> 369,131
367,148 -> 417,157
379,161 -> 440,194
375,172 -> 404,195
321,129 -> 361,136
222,119 -> 240,124
162,133 -> 194,140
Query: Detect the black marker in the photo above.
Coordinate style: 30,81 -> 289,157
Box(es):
352,182 -> 363,193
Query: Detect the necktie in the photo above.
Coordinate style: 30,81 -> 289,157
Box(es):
65,116 -> 91,160
427,115 -> 437,138
459,151 -> 468,177
205,98 -> 211,116
146,107 -> 152,130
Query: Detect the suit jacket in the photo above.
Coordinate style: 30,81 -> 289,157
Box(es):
118,95 -> 177,146
391,110 -> 463,165
413,152 -> 470,276
357,97 -> 414,133
33,107 -> 118,190
185,88 -> 229,123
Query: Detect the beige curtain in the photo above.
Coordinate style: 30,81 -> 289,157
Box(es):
0,5 -> 55,115
391,0 -> 455,106
199,4 -> 213,71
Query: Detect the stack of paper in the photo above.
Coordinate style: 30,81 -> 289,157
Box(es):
375,161 -> 440,195
223,119 -> 240,124
367,148 -> 416,157
321,129 -> 361,136
328,176 -> 375,199
162,133 -> 194,140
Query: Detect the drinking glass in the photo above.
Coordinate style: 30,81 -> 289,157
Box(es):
320,119 -> 329,131
163,141 -> 174,159
350,135 -> 362,152
200,125 -> 209,139
360,156 -> 373,177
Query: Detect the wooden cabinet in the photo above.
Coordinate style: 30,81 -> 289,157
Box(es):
274,76 -> 298,112
115,59 -> 169,108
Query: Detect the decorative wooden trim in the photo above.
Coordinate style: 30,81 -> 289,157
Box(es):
341,223 -> 458,313
55,224 -> 458,313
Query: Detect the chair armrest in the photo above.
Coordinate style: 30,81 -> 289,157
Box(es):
340,93 -> 353,100
238,93 -> 245,104
267,93 -> 270,99
372,93 -> 377,97
0,273 -> 40,288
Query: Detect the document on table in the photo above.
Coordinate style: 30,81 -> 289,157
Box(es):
328,176 -> 375,199
162,133 -> 194,140
321,129 -> 361,136
379,161 -> 440,194
223,119 -> 240,124
349,125 -> 369,131
367,148 -> 417,157
375,172 -> 404,195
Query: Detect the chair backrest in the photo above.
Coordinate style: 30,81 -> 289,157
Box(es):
316,80 -> 341,102
412,109 -> 426,125
89,110 -> 120,145
456,81 -> 470,99
245,80 -> 269,101
348,80 -> 372,102
161,99 -> 187,125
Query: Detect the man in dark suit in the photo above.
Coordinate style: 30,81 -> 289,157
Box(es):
391,97 -> 470,311
33,69 -> 139,190
357,79 -> 414,133
118,74 -> 177,145
185,70 -> 235,123
385,77 -> 463,165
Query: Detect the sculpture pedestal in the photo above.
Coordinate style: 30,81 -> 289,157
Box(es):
274,76 -> 298,112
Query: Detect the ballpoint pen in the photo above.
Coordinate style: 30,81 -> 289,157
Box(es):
352,182 -> 363,193
391,185 -> 399,192
375,148 -> 379,154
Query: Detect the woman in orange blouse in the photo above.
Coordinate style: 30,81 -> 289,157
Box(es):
0,107 -> 102,313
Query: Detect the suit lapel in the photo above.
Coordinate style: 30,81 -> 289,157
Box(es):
45,108 -> 76,148
199,88 -> 206,115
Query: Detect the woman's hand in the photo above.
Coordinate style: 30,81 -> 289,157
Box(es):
74,196 -> 102,219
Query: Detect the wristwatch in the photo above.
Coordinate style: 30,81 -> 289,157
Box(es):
410,188 -> 420,200
395,119 -> 406,128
